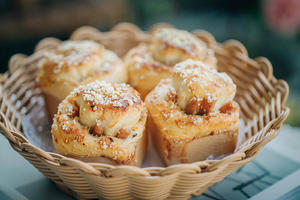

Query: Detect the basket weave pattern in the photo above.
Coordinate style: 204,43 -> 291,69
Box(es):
0,23 -> 289,200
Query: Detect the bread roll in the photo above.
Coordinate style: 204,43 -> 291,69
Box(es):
145,59 -> 239,165
52,81 -> 147,166
36,40 -> 127,119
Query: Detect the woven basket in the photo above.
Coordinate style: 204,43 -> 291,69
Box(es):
0,23 -> 289,200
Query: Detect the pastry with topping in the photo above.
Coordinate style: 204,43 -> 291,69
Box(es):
145,59 -> 239,165
51,80 -> 147,166
36,40 -> 127,119
124,27 -> 217,99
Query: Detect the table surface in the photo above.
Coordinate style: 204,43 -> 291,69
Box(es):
1,125 -> 300,200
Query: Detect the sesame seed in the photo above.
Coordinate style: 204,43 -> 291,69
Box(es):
69,81 -> 141,108
174,59 -> 234,88
41,40 -> 100,73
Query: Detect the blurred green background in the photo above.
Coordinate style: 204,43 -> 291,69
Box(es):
0,0 -> 300,126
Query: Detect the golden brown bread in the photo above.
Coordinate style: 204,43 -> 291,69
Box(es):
36,40 -> 127,119
145,59 -> 239,165
172,59 -> 236,114
124,28 -> 217,99
51,81 -> 147,166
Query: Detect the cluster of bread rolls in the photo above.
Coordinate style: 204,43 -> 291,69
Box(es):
36,27 -> 239,167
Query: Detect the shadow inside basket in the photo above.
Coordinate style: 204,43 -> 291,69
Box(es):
21,95 -> 248,168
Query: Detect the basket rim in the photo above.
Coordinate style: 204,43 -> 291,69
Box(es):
0,22 -> 290,177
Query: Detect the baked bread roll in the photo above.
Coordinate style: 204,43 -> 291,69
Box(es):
52,80 -> 147,166
145,59 -> 239,165
36,40 -> 127,119
124,28 -> 217,99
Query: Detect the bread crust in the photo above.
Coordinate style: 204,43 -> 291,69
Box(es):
61,126 -> 147,166
43,92 -> 62,120
148,114 -> 237,165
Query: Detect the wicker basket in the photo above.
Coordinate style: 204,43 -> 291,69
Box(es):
0,23 -> 289,200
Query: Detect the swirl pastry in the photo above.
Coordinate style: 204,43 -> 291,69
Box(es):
52,80 -> 147,166
124,27 -> 217,99
36,40 -> 127,119
145,59 -> 239,165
